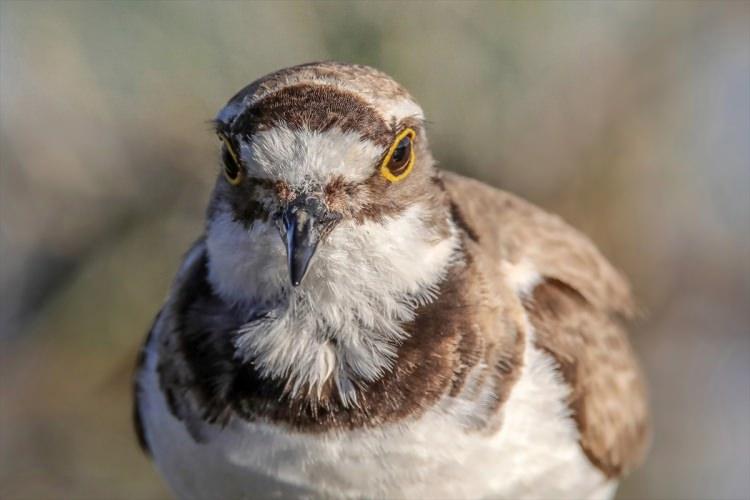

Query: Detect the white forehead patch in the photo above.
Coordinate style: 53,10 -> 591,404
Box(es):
240,126 -> 385,187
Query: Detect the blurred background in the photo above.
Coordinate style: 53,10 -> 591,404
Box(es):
1,1 -> 748,499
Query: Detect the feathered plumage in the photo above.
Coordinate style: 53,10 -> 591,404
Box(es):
134,62 -> 649,500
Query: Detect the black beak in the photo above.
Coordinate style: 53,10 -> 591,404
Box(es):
281,195 -> 340,287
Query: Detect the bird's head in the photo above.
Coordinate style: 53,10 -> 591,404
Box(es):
205,62 -> 458,308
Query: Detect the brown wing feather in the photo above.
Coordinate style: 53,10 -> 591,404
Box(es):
442,172 -> 635,316
525,279 -> 650,477
442,171 -> 650,477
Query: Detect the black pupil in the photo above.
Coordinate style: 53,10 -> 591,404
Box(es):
391,136 -> 410,164
222,147 -> 239,178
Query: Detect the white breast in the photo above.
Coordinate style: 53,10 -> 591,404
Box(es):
138,316 -> 615,500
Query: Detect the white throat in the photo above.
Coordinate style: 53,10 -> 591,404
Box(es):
205,202 -> 459,404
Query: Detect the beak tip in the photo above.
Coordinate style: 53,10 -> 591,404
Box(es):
288,261 -> 310,287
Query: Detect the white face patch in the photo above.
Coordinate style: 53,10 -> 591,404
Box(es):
239,126 -> 384,187
206,202 -> 459,403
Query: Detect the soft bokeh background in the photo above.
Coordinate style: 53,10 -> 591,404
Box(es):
1,1 -> 748,499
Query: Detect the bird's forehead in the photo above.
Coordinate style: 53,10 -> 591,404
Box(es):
225,83 -> 394,147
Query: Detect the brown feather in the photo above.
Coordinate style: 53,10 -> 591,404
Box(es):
443,171 -> 650,477
442,172 -> 636,317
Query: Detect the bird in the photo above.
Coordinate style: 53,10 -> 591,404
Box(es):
133,61 -> 650,500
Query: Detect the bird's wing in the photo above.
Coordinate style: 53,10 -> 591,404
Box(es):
133,237 -> 207,456
442,172 -> 634,316
442,171 -> 650,478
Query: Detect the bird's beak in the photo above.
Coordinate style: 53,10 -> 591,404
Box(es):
280,195 -> 341,287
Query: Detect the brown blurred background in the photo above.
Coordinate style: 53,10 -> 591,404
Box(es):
1,1 -> 748,499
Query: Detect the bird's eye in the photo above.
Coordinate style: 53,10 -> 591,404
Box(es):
380,128 -> 416,182
218,133 -> 244,185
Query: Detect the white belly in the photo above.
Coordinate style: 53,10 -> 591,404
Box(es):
139,336 -> 615,500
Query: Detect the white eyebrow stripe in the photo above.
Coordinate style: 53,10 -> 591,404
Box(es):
239,126 -> 385,187
215,100 -> 245,126
376,98 -> 425,124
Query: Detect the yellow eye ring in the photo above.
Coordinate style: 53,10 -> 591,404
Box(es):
218,133 -> 244,186
380,128 -> 416,183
